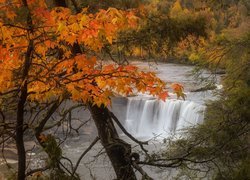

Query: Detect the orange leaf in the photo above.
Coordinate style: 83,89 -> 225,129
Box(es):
171,83 -> 184,92
39,134 -> 48,143
159,91 -> 169,101
171,83 -> 186,99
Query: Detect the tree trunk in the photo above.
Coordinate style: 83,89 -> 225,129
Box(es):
16,88 -> 27,180
88,104 -> 136,180
16,41 -> 33,180
16,1 -> 34,178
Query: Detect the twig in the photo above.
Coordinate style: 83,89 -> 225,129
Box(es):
138,161 -> 182,168
71,137 -> 100,177
132,161 -> 153,180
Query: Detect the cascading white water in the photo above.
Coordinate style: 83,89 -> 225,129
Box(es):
125,96 -> 205,139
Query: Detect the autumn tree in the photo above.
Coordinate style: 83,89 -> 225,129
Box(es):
101,0 -> 213,64
0,0 -> 185,179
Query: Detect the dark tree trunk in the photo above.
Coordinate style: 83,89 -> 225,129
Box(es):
16,88 -> 27,180
16,41 -> 33,180
88,104 -> 136,180
15,1 -> 34,179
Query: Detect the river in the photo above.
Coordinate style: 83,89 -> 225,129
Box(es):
59,62 -> 219,179
1,62 -> 220,179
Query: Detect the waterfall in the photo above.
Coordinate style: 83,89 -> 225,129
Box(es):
125,96 -> 205,139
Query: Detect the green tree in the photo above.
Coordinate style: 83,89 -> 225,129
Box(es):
140,1 -> 250,179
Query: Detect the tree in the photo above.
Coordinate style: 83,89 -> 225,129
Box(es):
0,0 -> 184,179
156,32 -> 250,180
108,0 -> 211,62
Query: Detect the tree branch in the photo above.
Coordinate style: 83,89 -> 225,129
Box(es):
71,136 -> 100,177
108,110 -> 150,158
108,110 -> 148,145
132,161 -> 153,180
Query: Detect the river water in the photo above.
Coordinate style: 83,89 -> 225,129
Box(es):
58,62 -> 219,179
1,62 -> 219,179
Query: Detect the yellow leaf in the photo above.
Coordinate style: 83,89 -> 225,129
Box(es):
57,22 -> 64,33
106,36 -> 113,44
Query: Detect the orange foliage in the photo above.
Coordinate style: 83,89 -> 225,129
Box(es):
171,83 -> 186,99
39,134 -> 48,143
0,0 -> 183,107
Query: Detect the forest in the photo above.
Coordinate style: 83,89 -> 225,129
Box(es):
0,0 -> 249,179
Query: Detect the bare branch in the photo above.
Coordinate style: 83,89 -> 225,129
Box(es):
71,136 -> 100,177
132,161 -> 153,180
